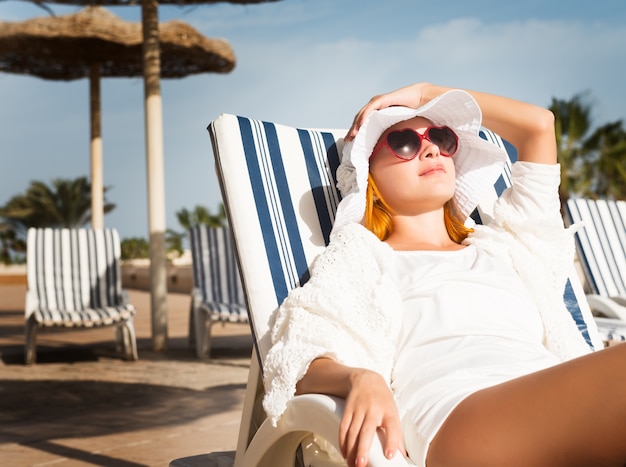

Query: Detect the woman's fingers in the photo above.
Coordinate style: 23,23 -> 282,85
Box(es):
344,95 -> 388,140
353,418 -> 378,467
382,415 -> 406,460
345,107 -> 372,141
338,369 -> 404,466
342,414 -> 376,467
345,84 -> 425,141
341,406 -> 404,466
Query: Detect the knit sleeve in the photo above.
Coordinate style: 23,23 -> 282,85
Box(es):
495,161 -> 563,226
262,223 -> 401,425
468,162 -> 591,360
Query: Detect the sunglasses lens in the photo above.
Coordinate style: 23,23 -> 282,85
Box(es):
383,126 -> 458,160
427,127 -> 458,155
387,130 -> 421,160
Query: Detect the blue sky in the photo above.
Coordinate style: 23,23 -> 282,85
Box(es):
1,0 -> 625,240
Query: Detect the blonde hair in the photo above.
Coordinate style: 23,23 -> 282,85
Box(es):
364,174 -> 474,243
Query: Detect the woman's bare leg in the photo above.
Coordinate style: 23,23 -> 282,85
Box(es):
427,343 -> 626,467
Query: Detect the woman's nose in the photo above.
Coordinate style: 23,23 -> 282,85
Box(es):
420,142 -> 440,159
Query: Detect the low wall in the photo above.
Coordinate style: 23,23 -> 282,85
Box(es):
0,264 -> 27,285
121,260 -> 193,294
0,262 -> 193,293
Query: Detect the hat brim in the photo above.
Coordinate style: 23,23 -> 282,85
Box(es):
333,89 -> 508,234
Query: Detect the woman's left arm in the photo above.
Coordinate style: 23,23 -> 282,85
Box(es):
346,82 -> 557,165
456,87 -> 557,165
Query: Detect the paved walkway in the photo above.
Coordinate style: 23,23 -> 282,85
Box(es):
0,282 -> 253,466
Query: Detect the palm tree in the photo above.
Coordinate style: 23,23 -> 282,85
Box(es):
176,204 -> 227,230
0,176 -> 115,229
583,121 -> 626,199
0,221 -> 26,265
0,176 -> 115,262
167,204 -> 227,255
550,92 -> 626,202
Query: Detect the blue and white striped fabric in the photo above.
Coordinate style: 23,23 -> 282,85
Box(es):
25,227 -> 137,364
189,225 -> 247,322
188,225 -> 248,358
565,198 -> 626,343
210,114 -> 603,365
210,115 -> 345,360
26,228 -> 135,327
565,198 -> 626,298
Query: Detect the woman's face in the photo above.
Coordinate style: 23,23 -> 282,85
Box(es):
369,116 -> 456,216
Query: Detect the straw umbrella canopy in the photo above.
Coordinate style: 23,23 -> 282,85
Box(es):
0,6 -> 235,79
0,5 -> 235,229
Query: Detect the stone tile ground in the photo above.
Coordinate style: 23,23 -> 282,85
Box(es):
0,283 -> 252,466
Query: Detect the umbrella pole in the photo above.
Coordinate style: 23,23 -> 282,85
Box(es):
142,0 -> 168,351
90,64 -> 104,230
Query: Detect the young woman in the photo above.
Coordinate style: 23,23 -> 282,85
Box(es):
261,83 -> 626,467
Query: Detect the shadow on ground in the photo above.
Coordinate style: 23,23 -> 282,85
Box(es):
0,379 -> 244,439
0,378 -> 245,466
0,334 -> 253,365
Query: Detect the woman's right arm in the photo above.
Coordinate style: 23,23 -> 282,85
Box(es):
296,357 -> 405,467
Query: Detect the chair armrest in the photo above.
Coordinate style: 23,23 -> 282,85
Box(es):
242,393 -> 413,466
586,294 -> 626,321
610,296 -> 626,307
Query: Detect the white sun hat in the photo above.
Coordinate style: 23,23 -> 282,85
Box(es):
333,89 -> 508,236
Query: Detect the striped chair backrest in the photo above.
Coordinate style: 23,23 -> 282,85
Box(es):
565,198 -> 626,298
210,115 -> 602,365
189,225 -> 247,320
26,228 -> 123,316
210,115 -> 344,360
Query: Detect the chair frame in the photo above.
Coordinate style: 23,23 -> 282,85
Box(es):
565,197 -> 626,342
188,224 -> 248,358
25,227 -> 138,364
206,114 -> 602,466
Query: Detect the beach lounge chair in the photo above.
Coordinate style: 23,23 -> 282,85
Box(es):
188,224 -> 248,358
195,114 -> 603,467
565,197 -> 626,342
25,227 -> 137,364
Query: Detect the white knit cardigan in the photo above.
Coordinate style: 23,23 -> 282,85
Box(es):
262,162 -> 592,425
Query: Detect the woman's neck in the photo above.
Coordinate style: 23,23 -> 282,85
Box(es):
384,211 -> 465,252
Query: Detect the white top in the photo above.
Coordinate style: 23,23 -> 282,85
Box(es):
262,162 -> 595,466
391,245 -> 561,462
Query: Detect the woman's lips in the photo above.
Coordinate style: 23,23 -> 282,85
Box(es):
419,164 -> 446,176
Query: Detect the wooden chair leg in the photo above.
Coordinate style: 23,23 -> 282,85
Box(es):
116,320 -> 138,361
25,317 -> 38,365
124,319 -> 138,361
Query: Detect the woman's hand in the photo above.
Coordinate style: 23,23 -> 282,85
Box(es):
296,359 -> 405,466
340,369 -> 405,467
345,83 -> 429,141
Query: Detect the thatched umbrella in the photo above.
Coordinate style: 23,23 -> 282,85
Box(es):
5,0 -> 275,352
0,6 -> 236,351
0,5 -> 235,229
